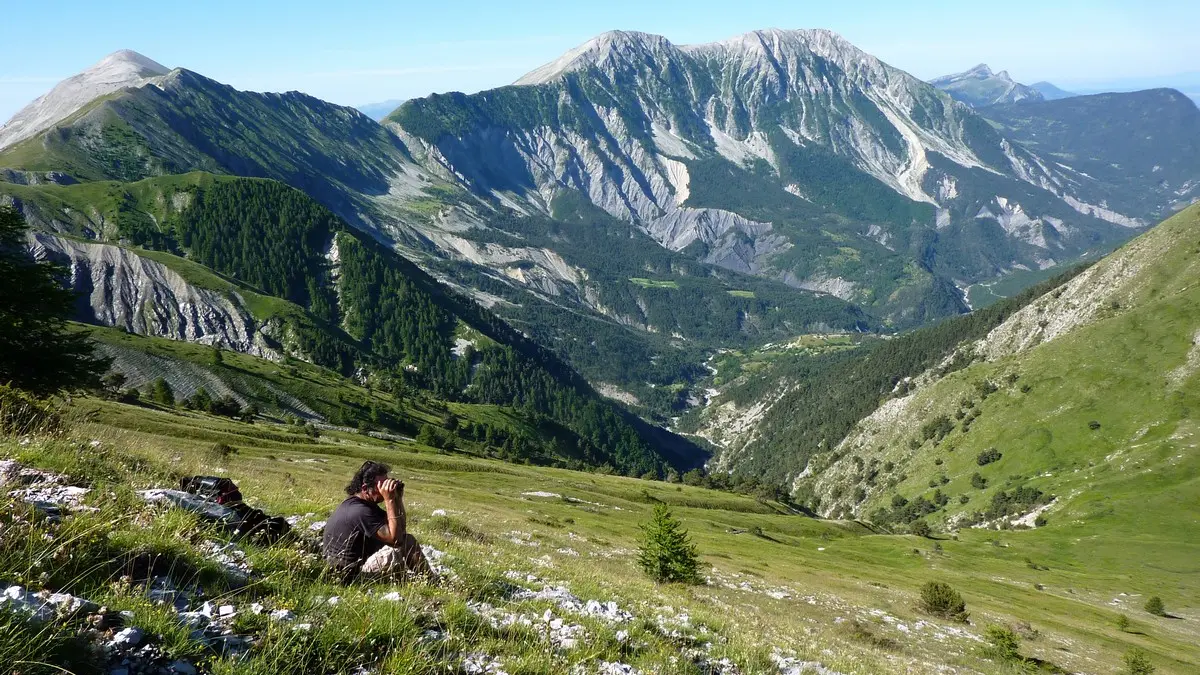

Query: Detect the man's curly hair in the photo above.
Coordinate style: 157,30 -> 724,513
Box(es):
345,460 -> 390,496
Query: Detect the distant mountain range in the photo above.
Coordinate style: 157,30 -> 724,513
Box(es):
931,64 -> 1200,108
357,99 -> 406,121
2,32 -> 1197,422
929,63 -> 1046,107
1029,81 -> 1075,100
390,31 -> 1160,322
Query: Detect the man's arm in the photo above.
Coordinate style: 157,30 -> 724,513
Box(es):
373,478 -> 406,546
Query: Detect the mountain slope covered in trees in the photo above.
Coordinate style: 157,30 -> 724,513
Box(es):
982,89 -> 1200,219
5,175 -> 696,475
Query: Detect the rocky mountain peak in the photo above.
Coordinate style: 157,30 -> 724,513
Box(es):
966,63 -> 993,78
684,28 -> 866,65
0,49 -> 170,151
94,49 -> 170,78
514,30 -> 677,85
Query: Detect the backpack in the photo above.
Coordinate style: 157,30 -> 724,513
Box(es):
178,476 -> 243,505
179,475 -> 291,544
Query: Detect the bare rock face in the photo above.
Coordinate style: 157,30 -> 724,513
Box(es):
0,50 -> 169,151
27,232 -> 280,359
395,28 -> 1141,291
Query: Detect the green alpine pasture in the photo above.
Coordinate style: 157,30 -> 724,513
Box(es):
3,394 -> 1196,673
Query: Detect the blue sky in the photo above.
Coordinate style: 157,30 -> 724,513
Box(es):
2,0 -> 1198,119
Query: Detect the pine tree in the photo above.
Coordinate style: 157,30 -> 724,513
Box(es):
637,504 -> 701,584
918,581 -> 969,622
1144,596 -> 1166,616
151,378 -> 175,406
0,206 -> 108,395
1123,648 -> 1156,675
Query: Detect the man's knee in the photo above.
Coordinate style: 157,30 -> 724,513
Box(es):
402,532 -> 420,550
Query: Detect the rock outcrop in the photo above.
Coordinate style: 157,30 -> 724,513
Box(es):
28,233 -> 281,359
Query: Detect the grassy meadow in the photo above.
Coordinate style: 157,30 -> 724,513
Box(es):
2,397 -> 1196,674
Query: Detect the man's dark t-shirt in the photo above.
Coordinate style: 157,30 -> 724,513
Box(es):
322,496 -> 386,569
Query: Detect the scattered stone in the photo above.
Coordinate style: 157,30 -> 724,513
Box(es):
771,650 -> 846,675
381,591 -> 402,602
45,591 -> 98,615
270,609 -> 296,622
168,661 -> 198,675
468,602 -> 585,650
0,585 -> 56,622
421,544 -> 452,577
595,662 -> 640,675
198,540 -> 252,584
504,570 -> 540,584
431,508 -> 447,517
110,626 -> 144,650
462,653 -> 509,675
144,576 -> 190,611
0,459 -> 93,517
176,611 -> 210,629
512,584 -> 581,610
581,599 -> 633,623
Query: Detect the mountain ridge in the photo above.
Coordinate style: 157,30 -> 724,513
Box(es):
0,49 -> 169,152
391,28 -> 1146,326
929,62 -> 1044,107
1,32 -> 1190,418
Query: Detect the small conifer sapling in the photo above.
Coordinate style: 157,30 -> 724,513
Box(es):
637,504 -> 701,584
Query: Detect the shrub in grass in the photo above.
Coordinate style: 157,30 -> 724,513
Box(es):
918,581 -> 969,622
425,514 -> 489,543
0,384 -> 62,436
971,472 -> 987,489
637,503 -> 701,584
1123,647 -> 1156,674
982,624 -> 1022,663
1144,596 -> 1166,616
1116,614 -> 1131,632
976,448 -> 1002,466
204,442 -> 238,463
909,520 -> 932,538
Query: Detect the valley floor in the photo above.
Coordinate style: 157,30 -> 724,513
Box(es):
1,400 -> 1197,674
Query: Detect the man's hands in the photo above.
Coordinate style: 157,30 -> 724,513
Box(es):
377,478 -> 404,503
373,477 -> 407,546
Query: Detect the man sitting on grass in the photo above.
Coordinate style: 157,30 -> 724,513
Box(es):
322,460 -> 435,582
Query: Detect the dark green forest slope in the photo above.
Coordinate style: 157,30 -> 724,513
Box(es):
6,174 -> 694,475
